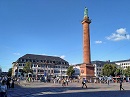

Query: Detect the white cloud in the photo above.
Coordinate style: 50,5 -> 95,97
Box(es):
116,28 -> 126,34
60,55 -> 65,59
95,41 -> 103,44
13,53 -> 20,55
106,28 -> 130,41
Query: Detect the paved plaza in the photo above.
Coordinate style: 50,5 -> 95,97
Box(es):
7,81 -> 130,97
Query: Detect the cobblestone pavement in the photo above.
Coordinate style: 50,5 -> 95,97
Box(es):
7,81 -> 130,97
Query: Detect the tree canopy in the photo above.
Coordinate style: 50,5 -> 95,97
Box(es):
114,67 -> 124,76
67,66 -> 75,77
23,62 -> 33,74
102,64 -> 117,76
7,68 -> 12,77
124,66 -> 130,77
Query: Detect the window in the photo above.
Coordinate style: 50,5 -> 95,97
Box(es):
26,59 -> 28,62
21,59 -> 24,62
54,70 -> 60,73
19,69 -> 23,72
53,61 -> 55,63
40,70 -> 44,72
29,59 -> 32,62
19,64 -> 22,66
33,60 -> 35,62
41,65 -> 44,67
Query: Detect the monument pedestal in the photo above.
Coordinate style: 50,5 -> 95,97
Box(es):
80,63 -> 95,82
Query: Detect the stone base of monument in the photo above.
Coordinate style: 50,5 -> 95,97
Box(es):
80,63 -> 95,82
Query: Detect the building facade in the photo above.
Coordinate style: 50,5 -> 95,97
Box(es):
92,61 -> 115,77
12,54 -> 69,78
73,64 -> 81,78
113,59 -> 130,70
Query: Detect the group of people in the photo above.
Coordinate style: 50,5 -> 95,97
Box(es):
61,78 -> 69,86
26,77 -> 34,82
0,76 -> 15,97
81,77 -> 125,91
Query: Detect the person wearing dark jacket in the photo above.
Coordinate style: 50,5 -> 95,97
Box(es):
82,78 -> 87,88
120,79 -> 124,91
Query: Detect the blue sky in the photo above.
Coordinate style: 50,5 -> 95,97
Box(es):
0,0 -> 130,72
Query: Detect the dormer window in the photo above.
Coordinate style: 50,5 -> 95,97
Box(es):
53,61 -> 55,63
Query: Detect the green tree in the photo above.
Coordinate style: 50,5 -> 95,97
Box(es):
67,66 -> 75,77
102,64 -> 116,76
23,62 -> 33,74
7,68 -> 12,77
124,66 -> 130,77
114,67 -> 123,76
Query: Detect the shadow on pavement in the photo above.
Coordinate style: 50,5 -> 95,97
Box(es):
7,83 -> 130,97
35,90 -> 130,97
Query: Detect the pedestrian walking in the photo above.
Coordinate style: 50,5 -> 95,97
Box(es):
0,80 -> 7,97
107,79 -> 110,85
6,77 -> 10,89
17,77 -> 20,84
120,79 -> 124,91
66,79 -> 69,86
62,79 -> 66,87
11,79 -> 14,88
82,78 -> 87,88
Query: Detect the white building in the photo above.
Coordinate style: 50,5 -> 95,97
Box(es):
12,54 -> 69,78
113,59 -> 130,70
73,64 -> 81,78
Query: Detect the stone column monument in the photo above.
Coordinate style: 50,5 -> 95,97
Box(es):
80,7 -> 94,79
